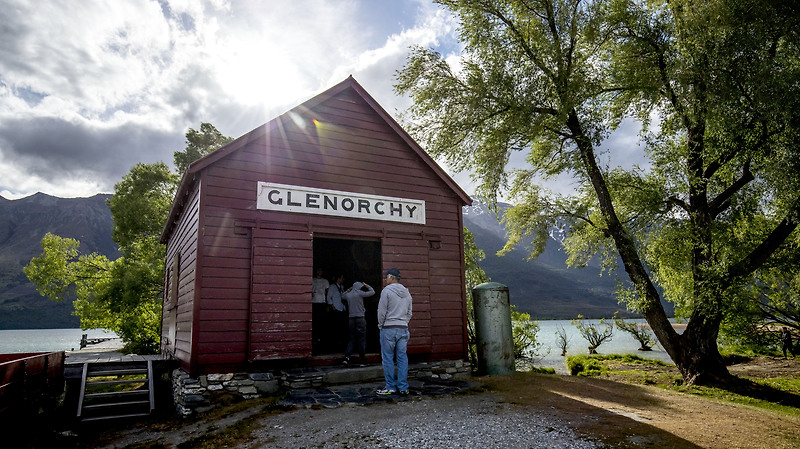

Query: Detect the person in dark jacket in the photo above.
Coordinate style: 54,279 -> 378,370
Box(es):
781,327 -> 795,359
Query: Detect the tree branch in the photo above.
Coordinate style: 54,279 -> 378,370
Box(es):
709,159 -> 754,219
726,198 -> 800,281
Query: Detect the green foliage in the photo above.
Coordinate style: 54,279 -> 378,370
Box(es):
106,162 -> 178,249
26,174 -> 168,354
24,233 -> 113,308
567,353 -> 670,376
464,227 -> 489,290
396,0 -> 800,384
464,227 -> 488,366
511,306 -> 542,359
464,227 -> 542,365
614,316 -> 656,351
671,381 -> 800,418
24,234 -> 110,303
567,355 -> 607,377
572,315 -> 614,354
173,122 -> 234,175
719,264 -> 800,353
26,123 -> 232,354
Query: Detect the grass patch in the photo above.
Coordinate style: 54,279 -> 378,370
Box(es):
175,414 -> 261,449
669,382 -> 800,417
567,353 -> 800,417
109,395 -> 292,449
173,395 -> 293,449
566,354 -> 669,377
85,374 -> 148,394
755,377 -> 800,396
607,368 -> 682,386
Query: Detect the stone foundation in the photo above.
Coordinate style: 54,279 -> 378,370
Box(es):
172,370 -> 281,416
172,359 -> 471,415
411,359 -> 471,381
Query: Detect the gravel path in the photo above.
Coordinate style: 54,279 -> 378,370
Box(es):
242,393 -> 602,448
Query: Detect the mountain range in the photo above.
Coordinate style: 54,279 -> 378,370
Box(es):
0,193 -> 118,329
460,203 -> 663,319
0,194 -> 661,329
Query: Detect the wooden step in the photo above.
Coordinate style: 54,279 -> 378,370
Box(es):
86,362 -> 149,373
87,368 -> 148,377
85,378 -> 147,387
84,390 -> 149,400
83,400 -> 151,410
77,360 -> 155,421
81,412 -> 151,423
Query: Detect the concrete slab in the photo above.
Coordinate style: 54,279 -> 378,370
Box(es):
323,365 -> 384,384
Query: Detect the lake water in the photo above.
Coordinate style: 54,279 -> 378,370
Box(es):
0,320 -> 676,373
0,328 -> 117,354
533,319 -> 676,374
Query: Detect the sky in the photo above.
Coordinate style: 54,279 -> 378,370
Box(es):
0,0 -> 643,202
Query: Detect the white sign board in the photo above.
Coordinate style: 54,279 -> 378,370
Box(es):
256,182 -> 426,225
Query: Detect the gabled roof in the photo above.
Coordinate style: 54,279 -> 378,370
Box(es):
161,76 -> 472,243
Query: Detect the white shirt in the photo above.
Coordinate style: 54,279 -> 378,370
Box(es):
312,277 -> 329,303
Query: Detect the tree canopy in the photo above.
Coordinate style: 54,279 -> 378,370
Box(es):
396,0 -> 800,384
26,123 -> 231,353
173,122 -> 234,175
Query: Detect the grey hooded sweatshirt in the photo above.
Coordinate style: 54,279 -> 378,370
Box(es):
377,283 -> 412,329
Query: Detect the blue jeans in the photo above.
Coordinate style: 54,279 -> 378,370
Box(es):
380,327 -> 410,392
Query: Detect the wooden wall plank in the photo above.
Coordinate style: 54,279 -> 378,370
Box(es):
248,229 -> 313,360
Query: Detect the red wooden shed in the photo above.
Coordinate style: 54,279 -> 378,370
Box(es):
160,76 -> 472,375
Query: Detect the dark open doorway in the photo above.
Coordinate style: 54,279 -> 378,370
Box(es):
312,237 -> 382,356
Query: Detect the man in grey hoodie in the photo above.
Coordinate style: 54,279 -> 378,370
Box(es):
376,267 -> 413,395
342,281 -> 375,366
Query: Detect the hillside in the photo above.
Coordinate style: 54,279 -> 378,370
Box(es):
0,194 -> 664,329
0,193 -> 118,329
461,202 -> 672,319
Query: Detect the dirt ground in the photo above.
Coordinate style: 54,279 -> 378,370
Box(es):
482,356 -> 800,449
37,356 -> 800,449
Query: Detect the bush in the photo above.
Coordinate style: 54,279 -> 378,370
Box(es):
571,315 -> 613,354
566,354 -> 670,376
567,355 -> 606,376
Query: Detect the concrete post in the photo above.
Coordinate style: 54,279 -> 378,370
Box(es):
472,282 -> 515,375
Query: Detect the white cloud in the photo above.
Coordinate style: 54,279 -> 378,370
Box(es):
0,0 -> 642,204
0,0 -> 464,199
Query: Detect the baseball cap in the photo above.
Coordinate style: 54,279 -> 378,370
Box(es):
383,267 -> 401,278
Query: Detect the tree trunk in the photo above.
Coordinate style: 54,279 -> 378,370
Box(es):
673,318 -> 732,385
567,110 -> 732,386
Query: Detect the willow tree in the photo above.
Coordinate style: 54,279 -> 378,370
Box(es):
396,0 -> 800,385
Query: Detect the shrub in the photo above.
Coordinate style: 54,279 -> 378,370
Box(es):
567,355 -> 606,376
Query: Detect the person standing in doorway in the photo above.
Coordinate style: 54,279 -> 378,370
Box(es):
342,281 -> 375,366
312,268 -> 330,304
311,268 -> 329,352
376,267 -> 412,395
326,273 -> 348,352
